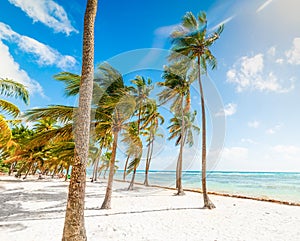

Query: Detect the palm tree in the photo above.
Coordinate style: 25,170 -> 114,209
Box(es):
122,122 -> 138,181
141,100 -> 164,186
98,151 -> 119,178
2,124 -> 34,176
96,64 -> 136,209
62,0 -> 98,240
126,76 -> 153,189
158,62 -> 193,195
170,11 -> 223,208
123,121 -> 142,190
0,78 -> 29,148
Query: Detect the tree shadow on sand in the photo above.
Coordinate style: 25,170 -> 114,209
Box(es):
0,189 -> 67,222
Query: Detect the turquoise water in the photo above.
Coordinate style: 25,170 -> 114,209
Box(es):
89,170 -> 300,203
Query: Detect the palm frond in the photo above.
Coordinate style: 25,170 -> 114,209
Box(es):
0,78 -> 29,104
0,99 -> 20,117
54,72 -> 81,97
24,105 -> 75,124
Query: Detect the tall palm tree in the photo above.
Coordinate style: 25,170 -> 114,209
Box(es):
96,64 -> 136,209
62,0 -> 98,240
126,76 -> 153,189
158,62 -> 193,195
170,11 -> 223,208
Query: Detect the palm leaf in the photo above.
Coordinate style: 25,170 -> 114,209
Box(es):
0,99 -> 20,117
24,105 -> 75,124
0,78 -> 29,104
54,72 -> 81,97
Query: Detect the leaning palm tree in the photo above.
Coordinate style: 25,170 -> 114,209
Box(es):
99,95 -> 136,208
125,76 -> 153,189
170,11 -> 223,208
62,0 -> 98,239
96,63 -> 136,209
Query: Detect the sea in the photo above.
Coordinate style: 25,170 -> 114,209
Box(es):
88,170 -> 300,203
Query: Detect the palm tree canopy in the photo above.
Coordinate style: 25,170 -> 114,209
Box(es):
169,12 -> 224,74
168,110 -> 200,147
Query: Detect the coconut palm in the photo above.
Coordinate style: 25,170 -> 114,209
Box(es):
122,122 -> 138,181
141,100 -> 164,186
125,76 -> 153,189
0,78 -> 29,148
2,124 -> 34,176
170,11 -> 223,209
122,121 -> 143,190
62,0 -> 98,239
98,151 -> 119,178
96,63 -> 136,209
158,62 -> 193,195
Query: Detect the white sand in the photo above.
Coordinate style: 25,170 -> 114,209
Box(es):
0,175 -> 300,241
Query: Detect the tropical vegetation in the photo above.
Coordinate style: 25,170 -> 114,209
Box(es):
0,8 -> 224,240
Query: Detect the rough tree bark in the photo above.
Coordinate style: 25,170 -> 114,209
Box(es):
62,0 -> 98,240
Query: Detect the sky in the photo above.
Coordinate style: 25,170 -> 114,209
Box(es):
0,0 -> 300,172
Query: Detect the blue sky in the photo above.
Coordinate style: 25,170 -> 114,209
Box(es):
0,0 -> 300,171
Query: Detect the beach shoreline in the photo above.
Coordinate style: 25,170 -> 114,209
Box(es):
114,179 -> 300,207
1,175 -> 300,240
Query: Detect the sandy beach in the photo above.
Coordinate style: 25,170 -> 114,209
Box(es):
0,175 -> 300,241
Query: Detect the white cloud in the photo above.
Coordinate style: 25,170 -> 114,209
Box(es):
256,0 -> 273,13
241,138 -> 257,144
221,147 -> 249,162
216,103 -> 237,117
270,145 -> 300,162
0,40 -> 43,95
248,120 -> 260,128
275,58 -> 284,64
227,54 -> 294,93
266,123 -> 282,135
286,37 -> 300,65
0,22 -> 76,69
8,0 -> 78,35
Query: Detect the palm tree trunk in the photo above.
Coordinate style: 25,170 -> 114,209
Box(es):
128,165 -> 137,190
65,164 -> 70,181
8,162 -> 15,176
91,161 -> 97,182
15,163 -> 26,178
176,96 -> 185,195
144,135 -> 152,186
197,55 -> 215,209
62,0 -> 97,240
23,162 -> 33,180
101,131 -> 119,209
103,167 -> 108,179
123,155 -> 130,181
93,158 -> 100,182
92,147 -> 102,182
